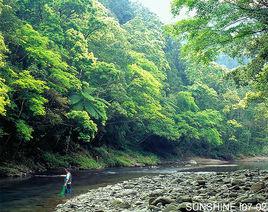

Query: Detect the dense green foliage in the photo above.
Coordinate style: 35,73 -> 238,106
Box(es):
0,0 -> 267,171
167,0 -> 268,156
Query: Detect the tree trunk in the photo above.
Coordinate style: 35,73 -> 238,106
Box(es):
65,129 -> 72,153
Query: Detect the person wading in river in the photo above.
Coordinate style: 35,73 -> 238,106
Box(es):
63,168 -> 72,195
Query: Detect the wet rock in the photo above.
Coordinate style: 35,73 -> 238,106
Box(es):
241,195 -> 265,204
176,195 -> 192,203
177,202 -> 192,211
207,190 -> 217,196
223,178 -> 231,184
111,198 -> 131,209
235,194 -> 249,204
69,203 -> 78,209
197,179 -> 206,186
149,197 -> 157,205
148,205 -> 161,211
230,185 -> 240,190
243,185 -> 251,191
231,178 -> 245,186
172,178 -> 183,184
121,189 -> 138,196
149,189 -> 165,197
263,175 -> 268,181
246,209 -> 260,212
135,201 -> 143,206
251,181 -> 265,192
163,203 -> 180,212
229,192 -> 238,198
216,172 -> 225,175
151,197 -> 174,206
192,196 -> 203,202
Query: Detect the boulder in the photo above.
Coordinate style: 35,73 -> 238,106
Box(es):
192,195 -> 203,202
263,175 -> 268,181
230,185 -> 240,190
151,197 -> 174,206
235,195 -> 249,205
163,203 -> 180,212
177,202 -> 192,211
231,179 -> 245,186
172,178 -> 183,184
241,195 -> 266,205
135,201 -> 143,206
246,209 -> 261,212
149,197 -> 157,205
149,189 -> 165,197
197,180 -> 206,186
207,190 -> 217,196
223,178 -> 231,184
148,205 -> 161,212
251,181 -> 265,192
121,189 -> 138,196
229,192 -> 238,198
111,198 -> 131,209
69,204 -> 78,209
176,195 -> 192,203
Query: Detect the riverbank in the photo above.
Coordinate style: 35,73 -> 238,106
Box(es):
56,169 -> 268,212
1,152 -> 267,178
238,156 -> 268,163
0,147 -> 160,177
0,147 -> 230,178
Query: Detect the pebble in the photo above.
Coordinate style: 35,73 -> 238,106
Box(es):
56,170 -> 268,212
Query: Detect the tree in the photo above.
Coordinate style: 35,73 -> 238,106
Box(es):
70,84 -> 108,124
0,78 -> 9,116
99,0 -> 134,24
0,36 -> 9,116
0,0 -> 267,167
168,0 -> 268,99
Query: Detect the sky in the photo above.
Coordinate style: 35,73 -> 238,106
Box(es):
133,0 -> 175,23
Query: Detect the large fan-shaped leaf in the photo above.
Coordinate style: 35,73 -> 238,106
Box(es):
85,103 -> 101,119
70,94 -> 82,105
81,92 -> 95,101
72,103 -> 84,111
95,97 -> 110,106
71,87 -> 108,123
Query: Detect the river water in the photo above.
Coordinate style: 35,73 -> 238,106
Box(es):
1,161 -> 268,212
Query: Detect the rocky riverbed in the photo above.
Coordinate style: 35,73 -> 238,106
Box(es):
56,170 -> 268,212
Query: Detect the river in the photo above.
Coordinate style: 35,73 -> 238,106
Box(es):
1,160 -> 268,212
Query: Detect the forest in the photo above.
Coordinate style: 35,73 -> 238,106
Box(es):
0,0 -> 267,176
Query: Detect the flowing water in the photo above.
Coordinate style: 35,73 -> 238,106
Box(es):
1,161 -> 268,212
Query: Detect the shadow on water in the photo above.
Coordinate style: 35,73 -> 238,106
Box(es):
1,161 -> 268,212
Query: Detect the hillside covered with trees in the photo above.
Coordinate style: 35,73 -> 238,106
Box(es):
0,0 -> 267,176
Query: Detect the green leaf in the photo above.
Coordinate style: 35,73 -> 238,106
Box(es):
70,94 -> 82,105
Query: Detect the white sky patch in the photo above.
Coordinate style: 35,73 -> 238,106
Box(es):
132,0 -> 195,24
133,0 -> 174,23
